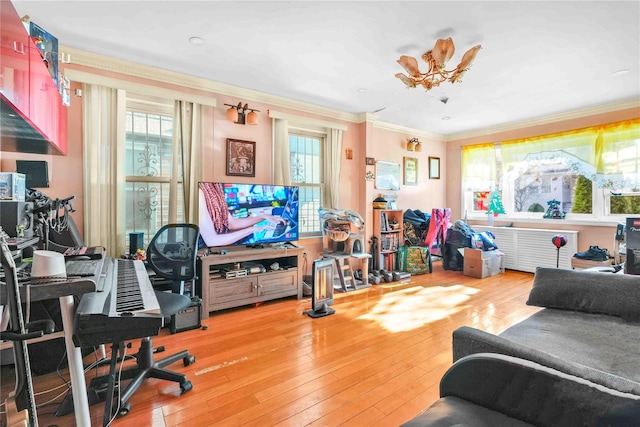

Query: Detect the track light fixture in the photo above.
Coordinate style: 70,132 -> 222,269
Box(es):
224,102 -> 260,125
407,137 -> 422,152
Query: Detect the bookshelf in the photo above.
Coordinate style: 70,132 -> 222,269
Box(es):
372,209 -> 403,271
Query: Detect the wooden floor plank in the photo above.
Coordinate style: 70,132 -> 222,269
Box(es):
1,261 -> 536,426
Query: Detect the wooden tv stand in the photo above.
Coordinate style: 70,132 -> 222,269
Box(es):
198,243 -> 304,314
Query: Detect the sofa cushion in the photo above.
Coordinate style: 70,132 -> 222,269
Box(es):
526,267 -> 640,321
401,396 -> 534,427
500,309 -> 640,393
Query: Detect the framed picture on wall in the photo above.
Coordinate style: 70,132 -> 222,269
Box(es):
226,138 -> 256,177
403,157 -> 418,185
375,160 -> 401,190
429,156 -> 440,179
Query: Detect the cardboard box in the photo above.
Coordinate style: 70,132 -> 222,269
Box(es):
0,173 -> 26,201
462,248 -> 505,279
571,257 -> 611,270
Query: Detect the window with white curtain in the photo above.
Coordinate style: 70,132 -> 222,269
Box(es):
124,95 -> 184,251
461,119 -> 640,222
289,131 -> 324,235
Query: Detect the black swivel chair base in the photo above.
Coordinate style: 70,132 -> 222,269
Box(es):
88,292 -> 196,425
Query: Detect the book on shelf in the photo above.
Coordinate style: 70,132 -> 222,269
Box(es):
380,211 -> 389,231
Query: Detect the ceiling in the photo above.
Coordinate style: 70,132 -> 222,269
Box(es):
11,1 -> 640,136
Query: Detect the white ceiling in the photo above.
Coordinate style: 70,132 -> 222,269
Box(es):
12,0 -> 640,136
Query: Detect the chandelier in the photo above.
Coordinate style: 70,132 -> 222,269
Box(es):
395,38 -> 481,90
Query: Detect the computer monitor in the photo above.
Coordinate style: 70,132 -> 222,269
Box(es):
307,258 -> 335,318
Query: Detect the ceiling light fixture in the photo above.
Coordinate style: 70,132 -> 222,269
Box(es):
407,137 -> 422,152
224,102 -> 260,125
396,38 -> 481,91
189,36 -> 205,45
611,69 -> 630,77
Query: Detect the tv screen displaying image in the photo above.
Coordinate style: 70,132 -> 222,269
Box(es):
198,182 -> 299,248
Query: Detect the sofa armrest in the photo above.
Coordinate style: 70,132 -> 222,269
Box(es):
452,325 -> 640,395
439,353 -> 640,426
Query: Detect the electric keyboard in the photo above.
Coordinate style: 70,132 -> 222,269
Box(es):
73,257 -> 162,348
65,259 -> 102,277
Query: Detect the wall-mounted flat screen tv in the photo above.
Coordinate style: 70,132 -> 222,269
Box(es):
198,182 -> 299,248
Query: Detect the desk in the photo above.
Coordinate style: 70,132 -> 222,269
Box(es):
1,278 -> 97,427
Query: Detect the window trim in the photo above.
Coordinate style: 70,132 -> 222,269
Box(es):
123,95 -> 184,251
289,130 -> 325,238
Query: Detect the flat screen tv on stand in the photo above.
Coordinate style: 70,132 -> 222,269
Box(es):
307,258 -> 335,318
198,182 -> 299,249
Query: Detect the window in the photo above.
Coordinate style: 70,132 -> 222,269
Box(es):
124,96 -> 183,251
289,132 -> 323,235
461,119 -> 640,222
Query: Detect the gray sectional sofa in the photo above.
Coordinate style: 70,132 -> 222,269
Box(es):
404,267 -> 640,426
453,267 -> 640,396
402,353 -> 640,427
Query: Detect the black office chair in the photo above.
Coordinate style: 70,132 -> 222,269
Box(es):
146,223 -> 200,296
90,224 -> 200,420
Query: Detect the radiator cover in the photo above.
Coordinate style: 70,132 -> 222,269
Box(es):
472,226 -> 578,273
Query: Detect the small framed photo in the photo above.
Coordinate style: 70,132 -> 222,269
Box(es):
226,138 -> 256,177
429,156 -> 440,180
365,157 -> 375,166
403,156 -> 418,185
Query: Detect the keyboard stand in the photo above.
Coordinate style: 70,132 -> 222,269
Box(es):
59,295 -> 92,426
0,279 -> 97,426
103,341 -> 126,425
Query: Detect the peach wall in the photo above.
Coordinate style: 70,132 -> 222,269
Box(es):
360,125 -> 447,248
445,107 -> 640,252
2,53 -> 636,258
1,61 -> 372,259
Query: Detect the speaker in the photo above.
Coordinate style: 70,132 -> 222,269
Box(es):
129,232 -> 144,254
170,297 -> 202,334
16,160 -> 49,188
0,201 -> 34,238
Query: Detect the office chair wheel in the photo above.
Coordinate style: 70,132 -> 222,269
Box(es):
117,402 -> 131,417
183,355 -> 196,366
180,380 -> 193,394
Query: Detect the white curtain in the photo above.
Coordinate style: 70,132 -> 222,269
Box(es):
82,85 -> 126,257
323,128 -> 343,209
174,100 -> 203,224
273,118 -> 291,185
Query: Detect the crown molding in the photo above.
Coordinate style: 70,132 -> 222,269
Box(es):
444,98 -> 640,142
61,45 -> 359,123
61,46 -> 638,142
372,120 -> 444,141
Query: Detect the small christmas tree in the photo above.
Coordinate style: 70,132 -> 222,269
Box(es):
487,189 -> 506,216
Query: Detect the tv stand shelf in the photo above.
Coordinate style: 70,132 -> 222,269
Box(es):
198,244 -> 304,314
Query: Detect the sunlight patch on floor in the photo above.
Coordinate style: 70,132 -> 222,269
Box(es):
194,356 -> 248,376
357,285 -> 480,332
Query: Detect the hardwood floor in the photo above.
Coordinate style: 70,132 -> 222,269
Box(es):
2,261 -> 540,427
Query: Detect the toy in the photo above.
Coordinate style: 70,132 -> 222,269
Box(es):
543,199 -> 566,219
